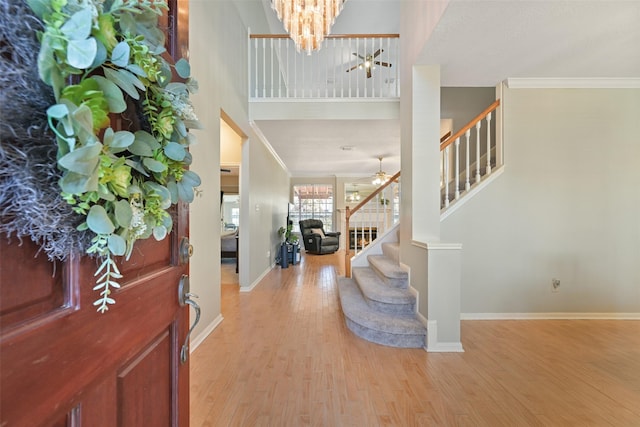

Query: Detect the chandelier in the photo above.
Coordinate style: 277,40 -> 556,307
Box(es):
271,0 -> 348,55
372,157 -> 391,186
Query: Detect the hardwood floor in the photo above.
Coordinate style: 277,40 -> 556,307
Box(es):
191,251 -> 640,426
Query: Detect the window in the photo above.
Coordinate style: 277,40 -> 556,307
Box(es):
290,184 -> 334,232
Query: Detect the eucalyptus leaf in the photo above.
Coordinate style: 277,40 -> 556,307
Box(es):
166,179 -> 178,204
174,118 -> 187,137
61,8 -> 93,40
98,185 -> 115,201
37,34 -> 56,86
162,215 -> 173,233
108,234 -> 126,256
127,138 -> 154,157
134,130 -> 161,150
143,157 -> 167,173
67,38 -> 97,69
26,0 -> 51,19
182,151 -> 193,166
60,171 -> 98,193
164,142 -> 186,161
110,131 -> 135,148
118,68 -> 146,91
111,42 -> 130,67
114,199 -> 133,228
103,67 -> 139,99
125,159 -> 149,176
177,180 -> 194,203
126,64 -> 147,78
174,58 -> 191,79
181,170 -> 202,187
58,143 -> 102,175
153,225 -> 167,241
92,75 -> 126,113
87,205 -> 115,235
70,104 -> 95,136
91,39 -> 107,68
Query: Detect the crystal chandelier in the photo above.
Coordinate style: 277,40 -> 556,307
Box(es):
271,0 -> 348,55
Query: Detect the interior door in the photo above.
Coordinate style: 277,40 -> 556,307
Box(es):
0,2 -> 192,425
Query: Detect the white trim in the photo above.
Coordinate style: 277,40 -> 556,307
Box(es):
249,121 -> 289,174
461,312 -> 640,320
416,311 -> 428,328
425,320 -> 464,352
190,313 -> 224,353
239,265 -> 273,292
410,240 -> 463,250
505,78 -> 640,89
427,342 -> 465,353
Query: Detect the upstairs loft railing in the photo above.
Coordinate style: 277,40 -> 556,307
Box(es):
440,99 -> 501,210
344,171 -> 400,277
249,34 -> 400,99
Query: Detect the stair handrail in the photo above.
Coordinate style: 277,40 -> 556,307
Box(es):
344,170 -> 401,277
440,99 -> 500,151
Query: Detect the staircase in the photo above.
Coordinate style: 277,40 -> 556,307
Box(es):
337,99 -> 502,348
337,236 -> 427,348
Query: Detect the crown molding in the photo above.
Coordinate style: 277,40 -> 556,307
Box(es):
505,78 -> 640,89
249,120 -> 290,176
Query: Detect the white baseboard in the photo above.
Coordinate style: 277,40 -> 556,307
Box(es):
424,320 -> 464,353
461,312 -> 640,320
239,265 -> 273,292
190,313 -> 224,353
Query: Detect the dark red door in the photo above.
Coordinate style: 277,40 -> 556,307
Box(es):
0,2 -> 192,425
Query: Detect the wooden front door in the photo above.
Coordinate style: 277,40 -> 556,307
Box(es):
0,2 -> 192,425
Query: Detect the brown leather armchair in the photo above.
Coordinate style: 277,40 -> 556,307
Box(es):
299,219 -> 340,254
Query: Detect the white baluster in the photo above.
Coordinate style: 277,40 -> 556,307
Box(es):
455,138 -> 461,199
270,38 -> 273,98
444,146 -> 450,207
464,130 -> 470,191
475,121 -> 481,183
277,38 -> 282,98
486,112 -> 492,175
262,38 -> 266,98
254,38 -> 258,98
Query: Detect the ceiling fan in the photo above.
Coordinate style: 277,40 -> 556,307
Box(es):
346,49 -> 392,79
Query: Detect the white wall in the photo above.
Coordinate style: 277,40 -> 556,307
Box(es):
441,87 -> 640,315
189,1 -> 289,344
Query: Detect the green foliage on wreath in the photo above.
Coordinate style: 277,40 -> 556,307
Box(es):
27,0 -> 202,313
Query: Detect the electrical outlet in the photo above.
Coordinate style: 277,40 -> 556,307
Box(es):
267,250 -> 271,259
552,279 -> 561,292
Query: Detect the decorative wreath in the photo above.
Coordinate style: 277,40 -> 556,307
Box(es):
0,0 -> 201,312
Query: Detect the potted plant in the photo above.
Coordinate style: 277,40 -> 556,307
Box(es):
278,221 -> 298,244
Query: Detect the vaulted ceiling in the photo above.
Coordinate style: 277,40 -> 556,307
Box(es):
233,0 -> 640,178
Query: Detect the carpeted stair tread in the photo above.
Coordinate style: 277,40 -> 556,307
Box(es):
352,267 -> 414,309
338,278 -> 426,348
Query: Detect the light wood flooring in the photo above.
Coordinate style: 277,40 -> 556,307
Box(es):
192,251 -> 640,426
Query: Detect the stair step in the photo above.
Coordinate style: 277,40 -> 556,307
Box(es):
381,242 -> 400,264
367,255 -> 408,288
337,278 -> 427,348
352,267 -> 415,315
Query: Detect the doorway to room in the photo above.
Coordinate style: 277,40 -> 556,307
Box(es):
220,114 -> 243,286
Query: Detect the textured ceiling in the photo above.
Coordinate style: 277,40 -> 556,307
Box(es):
233,0 -> 640,178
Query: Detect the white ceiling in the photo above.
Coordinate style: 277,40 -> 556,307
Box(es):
234,0 -> 640,178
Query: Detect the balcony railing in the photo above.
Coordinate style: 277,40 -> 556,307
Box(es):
249,34 -> 400,99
